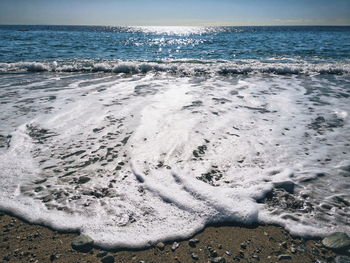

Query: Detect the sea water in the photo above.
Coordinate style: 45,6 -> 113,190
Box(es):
0,25 -> 349,248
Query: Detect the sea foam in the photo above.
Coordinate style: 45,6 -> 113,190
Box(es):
0,72 -> 349,248
0,59 -> 349,75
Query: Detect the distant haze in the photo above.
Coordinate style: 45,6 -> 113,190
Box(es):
1,0 -> 350,26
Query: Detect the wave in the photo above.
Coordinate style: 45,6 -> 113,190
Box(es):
0,59 -> 349,76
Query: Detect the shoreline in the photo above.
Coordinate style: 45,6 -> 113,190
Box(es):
1,212 -> 347,263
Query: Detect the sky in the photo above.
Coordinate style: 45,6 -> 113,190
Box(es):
0,0 -> 349,26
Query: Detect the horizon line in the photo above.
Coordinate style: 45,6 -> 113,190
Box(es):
1,23 -> 350,27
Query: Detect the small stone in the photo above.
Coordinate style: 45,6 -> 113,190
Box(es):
335,256 -> 350,263
78,176 -> 90,184
240,243 -> 247,249
218,244 -> 223,249
322,232 -> 350,250
171,242 -> 179,251
280,242 -> 287,249
290,246 -> 296,253
71,235 -> 94,252
34,178 -> 47,184
252,254 -> 260,260
209,248 -> 218,258
189,239 -> 199,247
101,255 -> 115,263
50,254 -> 58,261
211,257 -> 226,263
225,251 -> 232,256
42,195 -> 53,203
191,253 -> 199,260
156,242 -> 165,250
278,254 -> 292,260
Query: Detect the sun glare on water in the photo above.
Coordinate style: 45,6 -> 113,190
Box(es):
128,26 -> 221,35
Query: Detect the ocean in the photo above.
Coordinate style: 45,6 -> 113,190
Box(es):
0,25 -> 349,249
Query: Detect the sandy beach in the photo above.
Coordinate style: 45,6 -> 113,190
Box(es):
2,211 -> 346,263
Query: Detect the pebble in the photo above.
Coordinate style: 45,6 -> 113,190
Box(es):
49,254 -> 59,261
225,251 -> 232,256
290,246 -> 296,253
280,242 -> 288,249
191,252 -> 199,260
189,239 -> 199,247
278,254 -> 292,260
156,242 -> 165,250
171,242 -> 179,251
71,235 -> 94,253
78,176 -> 90,184
208,247 -> 218,257
322,232 -> 350,250
240,243 -> 247,249
101,255 -> 115,263
211,257 -> 226,263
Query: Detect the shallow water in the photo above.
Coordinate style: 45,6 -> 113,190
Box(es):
0,26 -> 349,248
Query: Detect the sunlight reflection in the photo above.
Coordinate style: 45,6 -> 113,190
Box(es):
128,26 -> 221,35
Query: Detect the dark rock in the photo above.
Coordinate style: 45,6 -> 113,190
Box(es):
78,176 -> 91,184
240,243 -> 247,249
225,251 -> 232,256
189,238 -> 199,247
208,246 -> 218,257
101,255 -> 115,263
282,242 -> 288,248
50,254 -> 59,261
191,253 -> 199,260
278,254 -> 292,260
322,232 -> 350,250
34,186 -> 44,192
34,178 -> 47,184
42,194 -> 53,203
71,235 -> 94,252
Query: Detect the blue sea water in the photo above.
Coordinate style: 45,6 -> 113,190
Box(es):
0,26 -> 349,248
0,25 -> 349,72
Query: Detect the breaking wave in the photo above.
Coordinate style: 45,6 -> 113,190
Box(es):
0,59 -> 349,76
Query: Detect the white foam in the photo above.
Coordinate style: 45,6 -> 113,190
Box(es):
0,59 -> 349,75
0,73 -> 349,248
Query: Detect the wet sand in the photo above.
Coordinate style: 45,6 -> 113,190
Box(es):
0,212 -> 344,263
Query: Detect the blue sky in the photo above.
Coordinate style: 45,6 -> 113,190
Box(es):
0,0 -> 349,26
